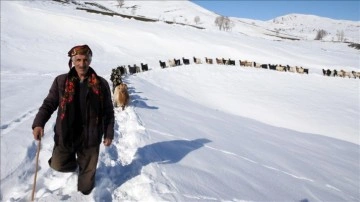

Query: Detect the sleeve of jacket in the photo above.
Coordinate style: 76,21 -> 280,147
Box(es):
32,76 -> 61,129
101,77 -> 115,140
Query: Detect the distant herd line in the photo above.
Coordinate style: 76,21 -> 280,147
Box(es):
110,56 -> 360,88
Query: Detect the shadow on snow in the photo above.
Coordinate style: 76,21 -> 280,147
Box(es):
94,138 -> 211,201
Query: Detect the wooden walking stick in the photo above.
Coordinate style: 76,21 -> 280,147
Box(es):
31,137 -> 41,201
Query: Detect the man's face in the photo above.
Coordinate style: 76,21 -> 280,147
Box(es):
73,54 -> 91,78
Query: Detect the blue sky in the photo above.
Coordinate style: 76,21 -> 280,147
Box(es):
191,1 -> 360,21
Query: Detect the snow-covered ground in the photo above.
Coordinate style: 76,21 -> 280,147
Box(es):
1,1 -> 359,201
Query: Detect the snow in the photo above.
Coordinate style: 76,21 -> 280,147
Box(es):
1,1 -> 359,201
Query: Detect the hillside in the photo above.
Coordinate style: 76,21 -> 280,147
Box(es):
1,1 -> 359,201
60,0 -> 360,43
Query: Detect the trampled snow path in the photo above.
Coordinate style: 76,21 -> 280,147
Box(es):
94,104 -> 163,201
0,77 -> 170,201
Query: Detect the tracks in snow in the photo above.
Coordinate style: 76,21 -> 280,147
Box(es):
95,102 -> 172,201
0,108 -> 38,136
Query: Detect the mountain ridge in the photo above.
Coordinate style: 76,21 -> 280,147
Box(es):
55,0 -> 360,43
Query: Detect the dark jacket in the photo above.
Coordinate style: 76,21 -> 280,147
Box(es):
32,71 -> 114,147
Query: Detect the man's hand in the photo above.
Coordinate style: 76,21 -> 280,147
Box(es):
33,127 -> 44,140
103,138 -> 112,146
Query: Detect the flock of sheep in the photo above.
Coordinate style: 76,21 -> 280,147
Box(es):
322,68 -> 360,79
160,56 -> 310,74
110,56 -> 360,84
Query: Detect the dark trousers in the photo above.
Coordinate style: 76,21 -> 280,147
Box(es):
49,144 -> 100,194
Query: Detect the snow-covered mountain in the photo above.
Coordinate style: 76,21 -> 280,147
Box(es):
1,1 -> 359,201
75,0 -> 360,42
269,14 -> 360,42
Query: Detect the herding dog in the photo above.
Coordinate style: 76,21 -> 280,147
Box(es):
113,83 -> 129,110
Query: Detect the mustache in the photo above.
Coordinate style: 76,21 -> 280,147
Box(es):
77,66 -> 89,69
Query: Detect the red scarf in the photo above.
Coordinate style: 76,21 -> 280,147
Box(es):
59,67 -> 102,121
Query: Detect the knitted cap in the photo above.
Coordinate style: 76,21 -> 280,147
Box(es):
68,44 -> 93,68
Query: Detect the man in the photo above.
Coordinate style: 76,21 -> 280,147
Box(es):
32,44 -> 115,195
